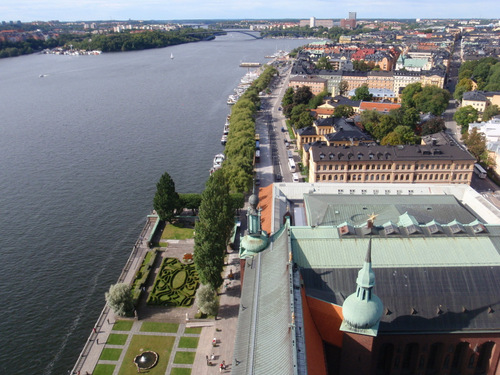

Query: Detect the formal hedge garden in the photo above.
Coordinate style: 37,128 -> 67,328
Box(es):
130,250 -> 158,305
147,258 -> 199,307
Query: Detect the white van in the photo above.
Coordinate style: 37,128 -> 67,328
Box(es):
292,173 -> 300,182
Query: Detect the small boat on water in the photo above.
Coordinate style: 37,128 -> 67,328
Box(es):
210,153 -> 225,174
170,53 -> 174,59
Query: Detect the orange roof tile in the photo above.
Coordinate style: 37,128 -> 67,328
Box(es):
258,185 -> 274,235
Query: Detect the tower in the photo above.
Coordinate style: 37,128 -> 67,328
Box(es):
340,237 -> 383,336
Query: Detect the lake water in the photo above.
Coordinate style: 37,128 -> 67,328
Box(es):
0,33 -> 307,374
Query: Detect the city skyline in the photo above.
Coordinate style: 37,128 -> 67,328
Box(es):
0,0 -> 499,23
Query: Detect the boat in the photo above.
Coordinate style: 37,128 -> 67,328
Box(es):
170,53 -> 174,59
221,134 -> 228,145
210,153 -> 225,174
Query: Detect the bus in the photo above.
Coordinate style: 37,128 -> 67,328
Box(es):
288,158 -> 296,172
474,163 -> 487,179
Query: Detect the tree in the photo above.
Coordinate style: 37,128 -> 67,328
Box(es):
482,105 -> 500,122
282,87 -> 294,108
195,284 -> 219,316
369,115 -> 398,141
352,84 -> 373,101
334,105 -> 354,118
290,104 -> 309,127
421,117 -> 446,136
453,78 -> 473,101
413,85 -> 450,116
105,283 -> 134,317
338,80 -> 349,96
454,105 -> 479,133
153,172 -> 181,222
293,86 -> 314,105
308,90 -> 328,109
316,56 -> 332,70
401,83 -> 422,108
179,193 -> 202,215
193,170 -> 234,290
463,127 -> 489,163
381,125 -> 419,145
295,111 -> 314,129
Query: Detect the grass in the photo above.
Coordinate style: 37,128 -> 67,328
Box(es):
117,335 -> 175,375
171,368 -> 192,375
99,348 -> 122,361
173,351 -> 196,364
140,321 -> 179,333
106,334 -> 128,346
161,222 -> 194,240
112,320 -> 134,331
93,364 -> 115,375
184,327 -> 202,334
178,336 -> 199,349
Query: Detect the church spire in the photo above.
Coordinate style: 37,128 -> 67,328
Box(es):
340,237 -> 383,336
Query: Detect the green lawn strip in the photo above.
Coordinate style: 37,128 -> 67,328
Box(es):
140,321 -> 179,333
112,320 -> 133,331
117,335 -> 174,375
173,351 -> 196,364
184,327 -> 202,334
99,348 -> 122,361
93,364 -> 115,375
161,222 -> 194,240
106,333 -> 128,345
178,336 -> 199,349
171,368 -> 192,375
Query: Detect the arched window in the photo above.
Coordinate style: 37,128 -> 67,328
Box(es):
426,342 -> 444,373
377,343 -> 394,374
476,342 -> 495,372
402,343 -> 420,373
451,342 -> 469,372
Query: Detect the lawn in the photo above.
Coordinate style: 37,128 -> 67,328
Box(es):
161,222 -> 194,240
99,348 -> 122,361
112,320 -> 134,331
117,335 -> 175,375
170,368 -> 192,375
140,321 -> 179,333
93,364 -> 115,375
173,351 -> 196,364
184,327 -> 202,334
178,337 -> 199,349
107,334 -> 128,346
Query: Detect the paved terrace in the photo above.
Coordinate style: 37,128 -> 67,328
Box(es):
71,214 -> 243,375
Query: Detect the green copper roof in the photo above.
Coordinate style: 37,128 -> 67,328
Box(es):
290,232 -> 500,269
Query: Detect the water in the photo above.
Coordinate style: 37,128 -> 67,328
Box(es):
0,33 -> 307,374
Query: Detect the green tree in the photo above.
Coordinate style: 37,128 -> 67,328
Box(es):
369,115 -> 398,141
153,172 -> 181,223
453,78 -> 474,101
413,85 -> 450,115
338,80 -> 349,96
334,105 -> 354,118
105,283 -> 134,317
293,86 -> 314,105
282,87 -> 294,107
290,104 -> 309,126
179,193 -> 202,215
316,56 -> 332,70
295,111 -> 314,129
421,117 -> 446,136
463,127 -> 489,163
352,84 -> 373,101
454,105 -> 479,133
482,105 -> 500,121
195,284 -> 219,316
193,170 -> 234,290
381,125 -> 418,145
401,82 -> 423,108
308,90 -> 328,109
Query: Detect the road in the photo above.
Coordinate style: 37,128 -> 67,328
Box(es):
254,63 -> 297,186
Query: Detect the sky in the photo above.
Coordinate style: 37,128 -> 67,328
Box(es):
1,0 -> 499,23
